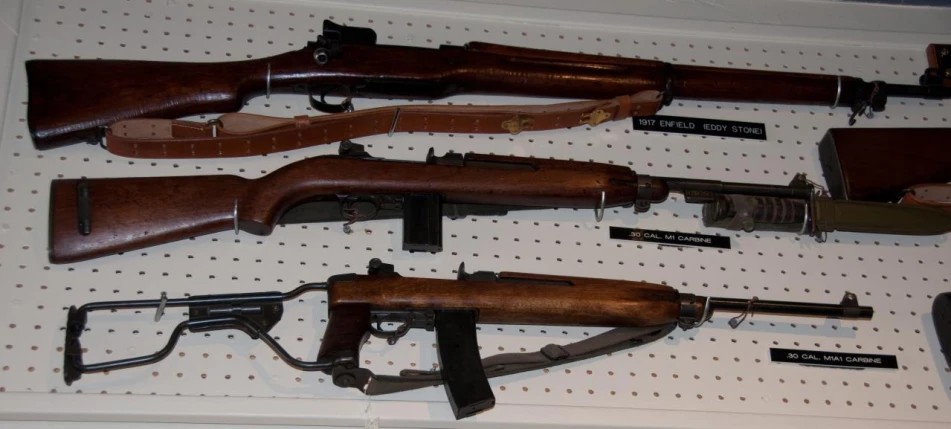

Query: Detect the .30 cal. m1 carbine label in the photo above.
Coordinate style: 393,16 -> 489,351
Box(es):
770,348 -> 898,370
609,227 -> 731,249
632,115 -> 767,140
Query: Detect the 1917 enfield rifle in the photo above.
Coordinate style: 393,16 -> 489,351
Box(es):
48,142 -> 951,264
63,259 -> 873,419
26,20 -> 949,149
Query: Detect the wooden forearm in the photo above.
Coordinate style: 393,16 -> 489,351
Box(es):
326,274 -> 683,327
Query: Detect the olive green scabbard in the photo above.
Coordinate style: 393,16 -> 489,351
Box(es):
814,198 -> 951,236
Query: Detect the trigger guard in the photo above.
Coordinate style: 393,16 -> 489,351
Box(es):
340,198 -> 383,224
368,319 -> 410,345
309,87 -> 354,113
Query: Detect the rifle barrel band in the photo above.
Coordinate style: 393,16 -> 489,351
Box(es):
233,199 -> 239,235
594,191 -> 606,222
799,197 -> 812,236
832,75 -> 842,109
266,63 -> 272,99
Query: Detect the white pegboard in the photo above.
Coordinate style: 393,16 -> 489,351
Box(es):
0,0 -> 950,428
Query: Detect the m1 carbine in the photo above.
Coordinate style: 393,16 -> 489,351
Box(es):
49,142 -> 951,263
26,20 -> 950,149
63,259 -> 873,419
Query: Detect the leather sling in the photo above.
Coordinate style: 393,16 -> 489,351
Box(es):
359,324 -> 676,395
103,91 -> 663,158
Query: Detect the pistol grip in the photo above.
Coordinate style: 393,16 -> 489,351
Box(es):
435,309 -> 494,419
317,303 -> 371,376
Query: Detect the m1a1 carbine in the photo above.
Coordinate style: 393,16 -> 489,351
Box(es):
26,20 -> 950,149
48,141 -> 951,264
63,259 -> 873,419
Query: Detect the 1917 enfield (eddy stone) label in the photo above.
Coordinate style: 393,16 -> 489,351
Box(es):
609,227 -> 731,249
632,115 -> 767,140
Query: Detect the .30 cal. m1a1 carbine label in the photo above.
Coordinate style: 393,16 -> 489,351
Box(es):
609,227 -> 731,249
770,348 -> 898,370
632,115 -> 767,140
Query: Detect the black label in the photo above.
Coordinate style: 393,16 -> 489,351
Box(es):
770,348 -> 898,370
609,227 -> 730,249
632,115 -> 767,140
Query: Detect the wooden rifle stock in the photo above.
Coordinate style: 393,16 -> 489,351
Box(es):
323,271 -> 682,330
316,269 -> 686,371
48,151 -> 643,263
51,144 -> 948,264
62,258 -> 871,419
28,20 -> 902,149
26,51 -> 309,149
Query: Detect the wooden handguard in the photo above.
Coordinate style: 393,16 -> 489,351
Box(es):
316,270 -> 693,368
48,152 -> 642,263
327,273 -> 683,326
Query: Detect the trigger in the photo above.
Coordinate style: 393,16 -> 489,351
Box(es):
375,320 -> 409,345
368,310 -> 436,345
309,86 -> 354,113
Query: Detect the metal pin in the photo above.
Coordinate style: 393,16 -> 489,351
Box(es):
154,292 -> 168,322
831,75 -> 842,109
266,63 -> 272,99
799,198 -> 812,237
387,107 -> 401,137
594,191 -> 606,222
207,119 -> 222,138
233,199 -> 239,235
728,297 -> 758,329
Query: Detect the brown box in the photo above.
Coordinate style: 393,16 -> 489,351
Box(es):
818,128 -> 951,202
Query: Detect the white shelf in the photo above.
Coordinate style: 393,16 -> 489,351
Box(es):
0,0 -> 949,428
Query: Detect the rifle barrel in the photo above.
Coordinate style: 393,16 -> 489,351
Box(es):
709,297 -> 873,319
659,177 -> 813,199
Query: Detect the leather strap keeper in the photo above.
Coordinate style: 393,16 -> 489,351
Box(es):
104,91 -> 663,159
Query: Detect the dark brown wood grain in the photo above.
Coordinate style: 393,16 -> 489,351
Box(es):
819,128 -> 951,202
326,274 -> 684,327
48,153 -> 645,263
49,175 -> 247,263
314,270 -> 698,371
316,303 -> 371,365
28,36 -> 857,148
